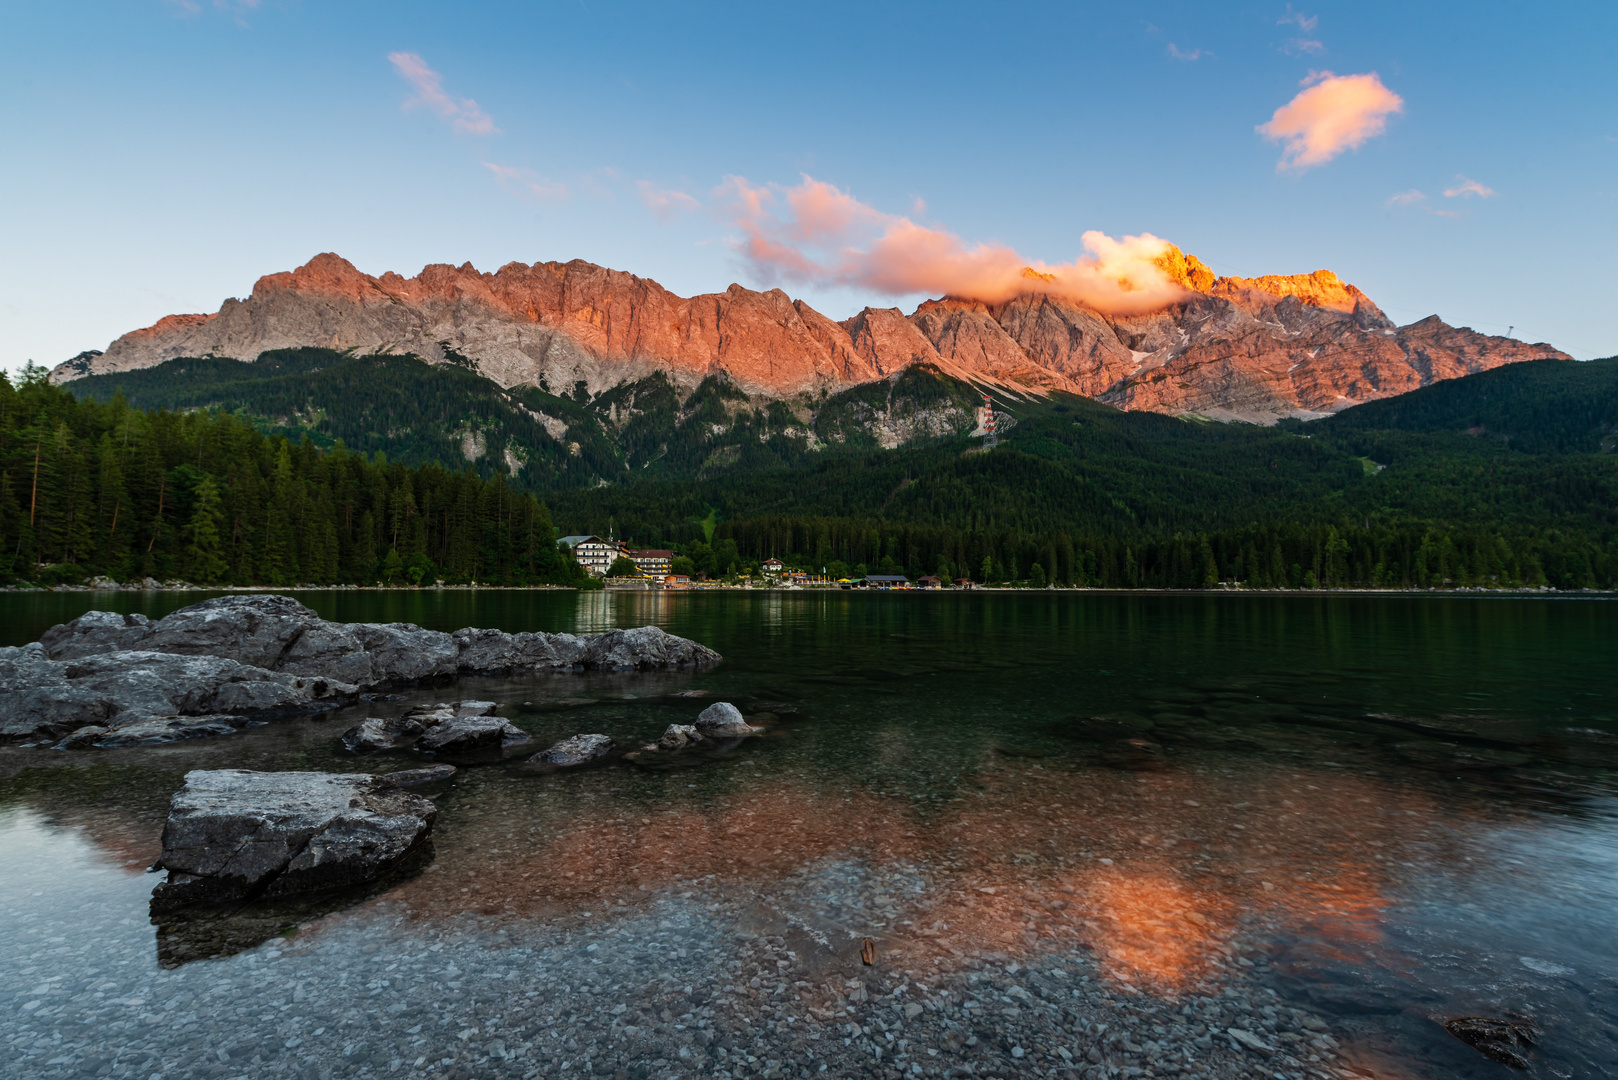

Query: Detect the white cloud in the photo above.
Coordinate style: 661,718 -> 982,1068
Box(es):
1168,43 -> 1207,61
1386,189 -> 1427,207
388,52 -> 498,136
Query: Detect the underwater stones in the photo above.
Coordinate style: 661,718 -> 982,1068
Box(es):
694,702 -> 761,738
1444,1016 -> 1537,1069
150,769 -> 436,912
533,733 -> 615,766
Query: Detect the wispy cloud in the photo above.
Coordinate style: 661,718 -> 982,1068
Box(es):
1443,177 -> 1496,199
166,0 -> 260,17
482,163 -> 567,201
1386,189 -> 1461,218
1167,43 -> 1207,61
1278,5 -> 1323,54
713,174 -> 1188,315
637,182 -> 701,223
1259,71 -> 1403,172
388,52 -> 498,136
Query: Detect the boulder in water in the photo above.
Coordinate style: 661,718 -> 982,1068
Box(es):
150,769 -> 436,912
694,702 -> 761,738
656,724 -> 704,750
532,733 -> 615,766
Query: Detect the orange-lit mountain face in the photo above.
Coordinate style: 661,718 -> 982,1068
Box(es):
53,251 -> 1568,423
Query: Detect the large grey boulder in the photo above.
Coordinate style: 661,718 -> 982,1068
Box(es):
694,701 -> 761,738
0,645 -> 356,743
150,769 -> 436,912
583,626 -> 721,671
532,733 -> 615,766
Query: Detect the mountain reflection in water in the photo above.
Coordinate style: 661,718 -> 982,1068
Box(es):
0,589 -> 1614,1079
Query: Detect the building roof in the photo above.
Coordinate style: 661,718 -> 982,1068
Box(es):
557,535 -> 605,546
864,574 -> 909,582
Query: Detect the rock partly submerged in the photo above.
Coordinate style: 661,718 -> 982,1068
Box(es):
532,733 -> 615,767
341,700 -> 525,755
150,769 -> 437,912
5,594 -> 721,745
694,701 -> 763,738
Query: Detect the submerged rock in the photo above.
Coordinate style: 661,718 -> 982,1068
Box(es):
1444,1016 -> 1537,1069
694,702 -> 761,738
380,764 -> 457,787
533,733 -> 615,766
150,769 -> 436,912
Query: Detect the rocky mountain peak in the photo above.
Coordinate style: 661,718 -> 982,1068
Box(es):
53,251 -> 1570,423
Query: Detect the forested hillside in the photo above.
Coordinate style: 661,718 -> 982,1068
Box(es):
11,356 -> 1618,590
0,365 -> 593,587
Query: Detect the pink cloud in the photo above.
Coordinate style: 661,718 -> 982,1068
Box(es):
388,52 -> 498,136
714,175 -> 1188,315
1443,177 -> 1496,199
1386,189 -> 1427,207
637,181 -> 701,223
1259,71 -> 1403,171
482,163 -> 567,201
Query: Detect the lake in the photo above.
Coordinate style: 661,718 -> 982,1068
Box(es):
1,590 -> 1614,1080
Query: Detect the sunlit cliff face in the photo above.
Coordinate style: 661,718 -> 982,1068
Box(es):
375,756 -> 1421,995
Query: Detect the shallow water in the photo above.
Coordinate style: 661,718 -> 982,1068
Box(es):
1,590 -> 1615,1079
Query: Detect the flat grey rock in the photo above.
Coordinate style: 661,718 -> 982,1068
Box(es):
533,733 -> 615,766
380,764 -> 457,787
694,702 -> 761,738
415,714 -> 531,755
151,769 -> 436,912
93,714 -> 257,748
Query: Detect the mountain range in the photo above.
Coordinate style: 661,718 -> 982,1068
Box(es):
51,251 -> 1568,424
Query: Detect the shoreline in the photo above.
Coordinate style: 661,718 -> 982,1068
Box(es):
4,582 -> 1612,597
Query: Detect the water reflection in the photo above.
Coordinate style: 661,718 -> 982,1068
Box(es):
0,591 -> 1614,1079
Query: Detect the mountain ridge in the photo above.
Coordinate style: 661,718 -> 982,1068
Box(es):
52,251 -> 1568,423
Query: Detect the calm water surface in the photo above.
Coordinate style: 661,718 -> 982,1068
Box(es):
2,591 -> 1615,1080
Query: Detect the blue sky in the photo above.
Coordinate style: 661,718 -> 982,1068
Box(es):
2,0 -> 1614,374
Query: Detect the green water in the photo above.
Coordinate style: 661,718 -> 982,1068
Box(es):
1,590 -> 1615,1078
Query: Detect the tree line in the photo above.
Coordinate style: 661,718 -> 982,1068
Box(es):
0,366 -> 593,587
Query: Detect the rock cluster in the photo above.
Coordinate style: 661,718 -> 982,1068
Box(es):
3,595 -> 721,745
53,250 -> 1569,423
343,701 -> 530,756
149,769 -> 437,912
